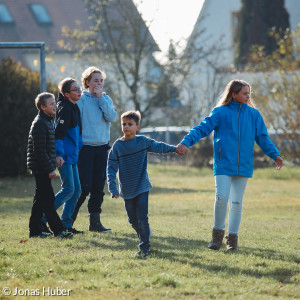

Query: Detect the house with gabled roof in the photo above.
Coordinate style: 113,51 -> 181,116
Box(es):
0,0 -> 159,83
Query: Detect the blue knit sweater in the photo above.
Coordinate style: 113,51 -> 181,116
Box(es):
107,135 -> 176,199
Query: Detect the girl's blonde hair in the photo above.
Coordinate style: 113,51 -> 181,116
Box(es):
216,79 -> 256,108
81,66 -> 106,89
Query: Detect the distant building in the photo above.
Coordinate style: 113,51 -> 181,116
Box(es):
182,0 -> 300,120
0,0 -> 159,83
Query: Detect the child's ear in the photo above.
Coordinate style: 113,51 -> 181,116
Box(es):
64,92 -> 70,99
40,105 -> 46,112
137,124 -> 141,130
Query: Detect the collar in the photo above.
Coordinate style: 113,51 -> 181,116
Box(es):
39,110 -> 53,121
229,100 -> 248,111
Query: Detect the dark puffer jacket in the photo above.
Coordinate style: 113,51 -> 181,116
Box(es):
27,111 -> 56,174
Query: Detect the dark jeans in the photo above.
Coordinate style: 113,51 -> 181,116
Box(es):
72,144 -> 109,222
29,173 -> 65,236
124,192 -> 150,253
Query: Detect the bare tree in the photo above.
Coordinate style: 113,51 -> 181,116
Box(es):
61,0 -> 160,124
249,29 -> 300,163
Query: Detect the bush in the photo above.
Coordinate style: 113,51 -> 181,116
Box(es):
0,58 -> 57,177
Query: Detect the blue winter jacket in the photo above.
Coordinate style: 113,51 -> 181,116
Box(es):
55,94 -> 83,164
181,101 -> 280,177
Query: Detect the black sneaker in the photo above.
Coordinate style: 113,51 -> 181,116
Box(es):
134,250 -> 150,259
66,227 -> 84,234
55,231 -> 73,238
29,232 -> 52,238
40,222 -> 53,235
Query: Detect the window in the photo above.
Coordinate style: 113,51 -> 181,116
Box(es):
0,4 -> 13,23
231,11 -> 240,42
29,4 -> 52,25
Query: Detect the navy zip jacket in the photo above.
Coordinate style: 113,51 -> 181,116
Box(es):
181,101 -> 280,177
55,94 -> 82,164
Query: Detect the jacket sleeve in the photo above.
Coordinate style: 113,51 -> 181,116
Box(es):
180,108 -> 220,148
98,93 -> 117,122
55,105 -> 71,157
107,144 -> 119,196
32,122 -> 55,174
255,111 -> 280,160
146,137 -> 176,153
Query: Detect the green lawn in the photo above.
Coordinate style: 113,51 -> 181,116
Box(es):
0,164 -> 299,299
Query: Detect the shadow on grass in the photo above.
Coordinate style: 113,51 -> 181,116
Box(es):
151,186 -> 200,194
79,232 -> 300,283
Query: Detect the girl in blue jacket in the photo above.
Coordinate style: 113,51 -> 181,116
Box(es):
177,79 -> 284,251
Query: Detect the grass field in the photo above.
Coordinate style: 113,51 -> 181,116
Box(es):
0,164 -> 299,299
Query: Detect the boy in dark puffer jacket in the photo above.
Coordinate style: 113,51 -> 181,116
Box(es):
27,92 -> 72,238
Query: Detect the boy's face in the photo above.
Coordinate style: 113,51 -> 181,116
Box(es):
121,117 -> 140,139
65,82 -> 82,102
86,73 -> 104,95
41,96 -> 56,116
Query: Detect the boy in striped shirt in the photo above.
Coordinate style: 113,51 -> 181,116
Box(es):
107,111 -> 179,258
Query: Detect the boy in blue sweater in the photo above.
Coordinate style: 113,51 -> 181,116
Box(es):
42,78 -> 83,234
107,111 -> 179,258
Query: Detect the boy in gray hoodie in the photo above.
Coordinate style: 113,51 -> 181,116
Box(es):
71,67 -> 117,232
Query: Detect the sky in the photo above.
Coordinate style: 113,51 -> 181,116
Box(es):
133,0 -> 205,54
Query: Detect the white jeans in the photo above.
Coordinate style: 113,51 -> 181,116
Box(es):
213,175 -> 248,234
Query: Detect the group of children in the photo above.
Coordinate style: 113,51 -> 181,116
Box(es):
27,66 -> 117,240
27,74 -> 284,258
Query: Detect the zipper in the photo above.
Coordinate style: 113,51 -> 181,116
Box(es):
237,104 -> 241,174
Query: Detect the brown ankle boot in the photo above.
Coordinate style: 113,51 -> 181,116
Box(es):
208,229 -> 225,250
225,233 -> 238,250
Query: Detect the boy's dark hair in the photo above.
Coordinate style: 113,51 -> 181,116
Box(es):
58,78 -> 77,96
121,110 -> 141,125
81,66 -> 107,89
35,92 -> 55,110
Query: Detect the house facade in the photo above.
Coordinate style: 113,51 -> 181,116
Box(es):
182,0 -> 300,123
0,0 -> 160,86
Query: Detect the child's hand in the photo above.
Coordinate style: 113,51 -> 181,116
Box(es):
176,144 -> 189,156
112,194 -> 119,198
56,156 -> 64,167
275,156 -> 284,170
94,86 -> 103,98
49,171 -> 56,179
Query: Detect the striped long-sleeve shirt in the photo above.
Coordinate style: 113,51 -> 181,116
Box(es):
107,135 -> 176,199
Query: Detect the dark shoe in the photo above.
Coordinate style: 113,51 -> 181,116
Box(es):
66,227 -> 84,234
29,232 -> 52,238
89,213 -> 112,233
208,228 -> 225,250
40,222 -> 53,235
134,250 -> 150,259
225,233 -> 238,250
55,230 -> 73,238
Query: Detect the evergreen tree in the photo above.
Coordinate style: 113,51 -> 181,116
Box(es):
0,58 -> 56,177
235,0 -> 290,66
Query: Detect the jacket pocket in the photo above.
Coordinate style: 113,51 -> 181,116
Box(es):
218,148 -> 221,166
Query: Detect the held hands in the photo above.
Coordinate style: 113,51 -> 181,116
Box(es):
112,194 -> 120,199
275,156 -> 284,170
56,156 -> 64,168
48,171 -> 56,179
175,144 -> 189,156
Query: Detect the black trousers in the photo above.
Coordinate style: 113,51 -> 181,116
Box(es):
72,144 -> 109,222
29,173 -> 65,236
